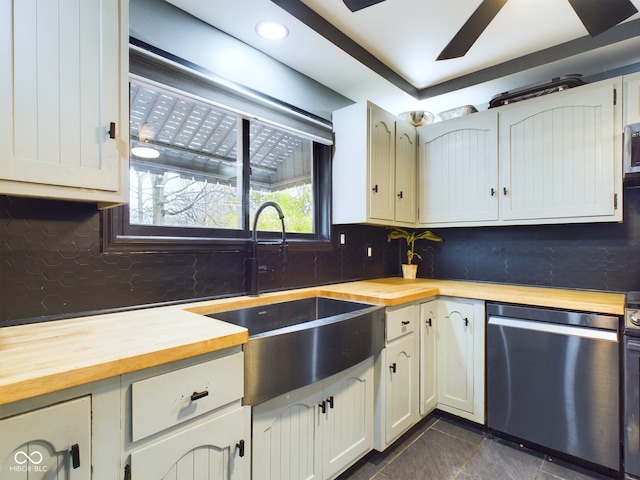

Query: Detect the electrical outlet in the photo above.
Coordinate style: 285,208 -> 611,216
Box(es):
367,246 -> 372,257
340,232 -> 346,245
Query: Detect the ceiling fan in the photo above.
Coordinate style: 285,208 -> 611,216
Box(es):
343,0 -> 639,60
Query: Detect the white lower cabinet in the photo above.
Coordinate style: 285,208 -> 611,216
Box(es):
0,296 -> 487,480
124,347 -> 250,480
0,396 -> 91,479
0,377 -> 121,480
418,298 -> 485,423
252,357 -> 374,480
374,304 -> 419,451
130,406 -> 250,480
419,300 -> 438,416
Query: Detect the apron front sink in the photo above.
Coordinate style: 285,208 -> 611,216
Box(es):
206,297 -> 385,405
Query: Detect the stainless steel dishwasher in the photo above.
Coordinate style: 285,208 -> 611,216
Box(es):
487,303 -> 621,472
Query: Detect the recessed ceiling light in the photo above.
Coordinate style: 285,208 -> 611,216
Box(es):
256,20 -> 289,40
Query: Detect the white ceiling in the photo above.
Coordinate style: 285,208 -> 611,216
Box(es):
165,0 -> 640,118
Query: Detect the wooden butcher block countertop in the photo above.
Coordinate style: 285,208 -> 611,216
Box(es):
0,278 -> 625,406
0,307 -> 248,406
315,278 -> 626,315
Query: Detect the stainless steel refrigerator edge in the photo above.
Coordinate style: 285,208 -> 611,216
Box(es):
487,303 -> 621,472
624,292 -> 640,479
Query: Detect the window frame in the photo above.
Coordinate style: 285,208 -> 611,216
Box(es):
102,42 -> 332,254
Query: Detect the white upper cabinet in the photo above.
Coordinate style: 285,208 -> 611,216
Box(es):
333,101 -> 416,226
394,119 -> 417,223
499,78 -> 622,223
417,78 -> 622,227
417,110 -> 498,225
0,0 -> 129,208
368,106 -> 397,221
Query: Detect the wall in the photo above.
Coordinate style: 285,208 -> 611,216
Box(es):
416,185 -> 640,292
2,1 -> 639,325
2,186 -> 639,326
129,0 -> 351,122
0,195 -> 397,326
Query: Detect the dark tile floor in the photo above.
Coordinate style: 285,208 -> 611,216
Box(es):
337,413 -> 616,480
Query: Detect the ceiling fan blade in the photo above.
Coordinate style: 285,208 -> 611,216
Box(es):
437,0 -> 509,60
567,0 -> 638,37
343,0 -> 386,12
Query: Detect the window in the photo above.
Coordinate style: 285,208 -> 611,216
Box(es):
103,46 -> 332,252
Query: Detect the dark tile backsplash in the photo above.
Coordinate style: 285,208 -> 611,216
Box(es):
418,186 -> 640,292
1,188 -> 639,325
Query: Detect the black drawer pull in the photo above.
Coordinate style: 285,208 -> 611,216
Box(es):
108,122 -> 116,139
390,362 -> 397,373
426,317 -> 432,327
319,400 -> 326,414
397,191 -> 403,199
327,396 -> 334,409
70,443 -> 80,469
190,390 -> 209,401
402,320 -> 410,325
372,184 -> 378,193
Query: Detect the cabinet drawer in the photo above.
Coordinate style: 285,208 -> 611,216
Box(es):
131,352 -> 243,441
386,306 -> 416,342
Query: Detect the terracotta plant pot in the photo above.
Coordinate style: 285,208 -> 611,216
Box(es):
401,264 -> 418,279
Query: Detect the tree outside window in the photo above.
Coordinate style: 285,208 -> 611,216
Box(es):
129,79 -> 315,235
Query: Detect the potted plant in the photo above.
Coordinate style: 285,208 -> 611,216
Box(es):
386,227 -> 443,279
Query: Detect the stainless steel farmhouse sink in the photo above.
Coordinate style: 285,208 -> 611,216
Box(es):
206,297 -> 385,405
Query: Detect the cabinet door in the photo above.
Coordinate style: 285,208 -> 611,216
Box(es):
385,333 -> 416,443
624,71 -> 640,125
395,120 -> 417,224
437,300 -> 475,414
419,300 -> 438,416
0,396 -> 91,479
252,383 -> 323,480
417,110 -> 498,226
0,0 -> 126,201
369,105 -> 396,221
131,406 -> 250,480
322,358 -> 373,480
499,80 -> 621,222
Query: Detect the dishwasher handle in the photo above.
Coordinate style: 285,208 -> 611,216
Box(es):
486,303 -> 619,331
488,316 -> 618,342
626,339 -> 640,352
